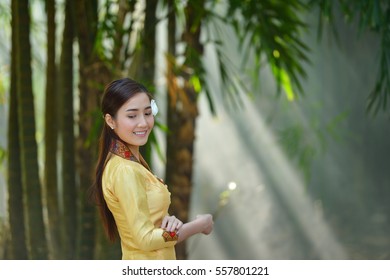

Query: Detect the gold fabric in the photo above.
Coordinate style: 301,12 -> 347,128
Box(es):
102,153 -> 177,260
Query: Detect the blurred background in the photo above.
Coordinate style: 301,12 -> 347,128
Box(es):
0,0 -> 389,260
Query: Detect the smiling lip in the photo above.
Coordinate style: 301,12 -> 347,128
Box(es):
133,130 -> 147,136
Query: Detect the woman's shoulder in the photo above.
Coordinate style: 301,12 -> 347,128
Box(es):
106,153 -> 143,173
103,153 -> 147,192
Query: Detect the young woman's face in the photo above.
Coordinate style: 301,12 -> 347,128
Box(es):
106,92 -> 154,150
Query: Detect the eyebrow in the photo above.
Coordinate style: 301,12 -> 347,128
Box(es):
125,105 -> 151,112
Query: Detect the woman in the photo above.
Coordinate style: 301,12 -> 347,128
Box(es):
91,78 -> 213,260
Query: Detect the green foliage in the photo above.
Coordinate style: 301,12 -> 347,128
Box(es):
0,2 -> 10,49
187,0 -> 312,114
149,120 -> 169,163
279,123 -> 319,183
278,110 -> 348,182
309,0 -> 390,115
0,146 -> 4,165
86,108 -> 104,148
161,1 -> 310,115
95,0 -> 137,69
226,0 -> 311,98
204,17 -> 248,111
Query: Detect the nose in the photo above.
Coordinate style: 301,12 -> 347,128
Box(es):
137,115 -> 148,127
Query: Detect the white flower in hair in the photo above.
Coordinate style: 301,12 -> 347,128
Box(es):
151,99 -> 159,116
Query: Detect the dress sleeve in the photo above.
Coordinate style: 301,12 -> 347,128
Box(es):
113,164 -> 177,251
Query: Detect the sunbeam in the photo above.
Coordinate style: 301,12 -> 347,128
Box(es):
190,95 -> 347,259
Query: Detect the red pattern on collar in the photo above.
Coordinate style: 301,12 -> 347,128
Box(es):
110,140 -> 137,162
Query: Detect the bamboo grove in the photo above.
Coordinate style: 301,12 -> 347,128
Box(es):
1,0 -> 390,260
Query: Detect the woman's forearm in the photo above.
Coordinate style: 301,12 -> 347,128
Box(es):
177,214 -> 213,243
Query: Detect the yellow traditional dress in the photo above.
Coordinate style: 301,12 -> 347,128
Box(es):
102,140 -> 177,260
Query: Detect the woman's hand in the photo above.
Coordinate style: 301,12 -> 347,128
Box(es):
161,215 -> 183,233
196,214 -> 214,235
174,214 -> 214,243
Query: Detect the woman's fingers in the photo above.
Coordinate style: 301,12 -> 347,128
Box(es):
161,215 -> 169,228
161,215 -> 183,232
166,216 -> 175,231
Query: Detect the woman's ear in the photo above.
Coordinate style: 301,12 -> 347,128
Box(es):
104,114 -> 115,130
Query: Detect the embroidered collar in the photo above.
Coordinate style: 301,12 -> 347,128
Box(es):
110,139 -> 164,182
110,139 -> 138,162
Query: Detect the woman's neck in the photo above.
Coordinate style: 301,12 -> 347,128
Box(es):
127,145 -> 140,161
